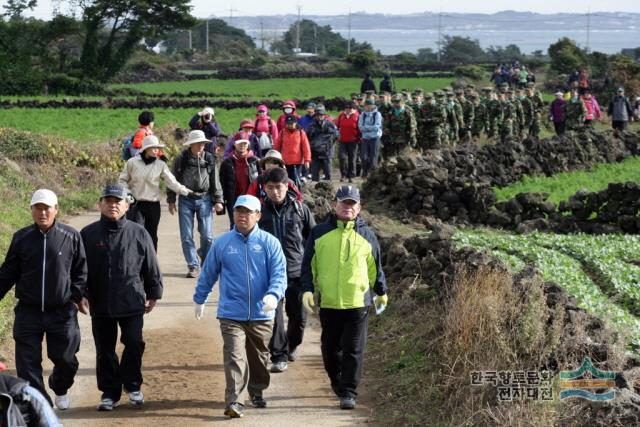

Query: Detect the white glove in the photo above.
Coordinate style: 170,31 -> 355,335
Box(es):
194,303 -> 205,320
261,294 -> 278,313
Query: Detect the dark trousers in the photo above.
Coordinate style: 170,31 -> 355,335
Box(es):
319,307 -> 369,399
612,120 -> 628,131
338,142 -> 358,179
360,138 -> 380,177
269,282 -> 308,363
553,121 -> 566,136
311,158 -> 331,181
13,302 -> 80,405
91,315 -> 145,401
285,165 -> 301,188
127,201 -> 161,251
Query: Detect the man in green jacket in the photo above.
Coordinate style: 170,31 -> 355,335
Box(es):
301,185 -> 387,410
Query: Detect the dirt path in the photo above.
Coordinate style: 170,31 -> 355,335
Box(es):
2,204 -> 374,426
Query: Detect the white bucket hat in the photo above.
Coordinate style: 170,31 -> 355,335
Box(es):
140,135 -> 165,151
199,107 -> 215,116
260,149 -> 285,167
183,130 -> 210,146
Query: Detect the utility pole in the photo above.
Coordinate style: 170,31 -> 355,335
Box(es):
205,19 -> 209,54
295,5 -> 302,52
228,5 -> 239,25
260,20 -> 265,50
314,23 -> 318,54
586,7 -> 591,54
188,29 -> 192,50
437,10 -> 442,63
347,9 -> 352,55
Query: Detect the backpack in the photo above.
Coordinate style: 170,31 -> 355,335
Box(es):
0,377 -> 28,427
120,134 -> 139,161
255,119 -> 274,151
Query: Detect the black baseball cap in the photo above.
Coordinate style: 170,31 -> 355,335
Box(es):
100,184 -> 129,200
285,115 -> 297,124
336,185 -> 360,203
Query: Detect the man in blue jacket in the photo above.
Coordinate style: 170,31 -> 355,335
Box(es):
358,99 -> 383,178
194,194 -> 287,419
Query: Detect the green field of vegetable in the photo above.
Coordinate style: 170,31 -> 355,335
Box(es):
493,156 -> 640,204
110,77 -> 454,99
454,228 -> 640,347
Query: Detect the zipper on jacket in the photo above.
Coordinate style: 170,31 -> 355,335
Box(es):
244,237 -> 251,320
41,233 -> 47,312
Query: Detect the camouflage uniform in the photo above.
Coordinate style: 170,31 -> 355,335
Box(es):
564,98 -> 587,131
499,94 -> 517,143
470,94 -> 487,140
434,91 -> 450,146
417,93 -> 447,149
527,84 -> 544,139
456,90 -> 474,143
446,92 -> 463,145
510,92 -> 525,140
382,96 -> 417,159
518,92 -> 534,140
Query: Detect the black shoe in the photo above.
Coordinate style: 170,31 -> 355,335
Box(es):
339,397 -> 356,410
224,402 -> 244,418
330,383 -> 340,397
250,395 -> 267,408
288,348 -> 298,362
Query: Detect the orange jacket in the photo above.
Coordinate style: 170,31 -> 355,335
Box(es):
274,128 -> 311,165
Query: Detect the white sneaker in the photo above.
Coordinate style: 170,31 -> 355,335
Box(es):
54,393 -> 70,410
97,397 -> 118,411
128,390 -> 144,405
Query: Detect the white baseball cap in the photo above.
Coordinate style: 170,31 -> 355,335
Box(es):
199,107 -> 215,116
30,189 -> 58,207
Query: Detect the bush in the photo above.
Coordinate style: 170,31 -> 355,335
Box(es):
454,65 -> 487,81
45,74 -> 105,96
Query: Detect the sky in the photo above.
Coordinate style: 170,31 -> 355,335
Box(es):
22,0 -> 640,20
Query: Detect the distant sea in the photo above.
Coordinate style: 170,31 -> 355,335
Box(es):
245,28 -> 640,55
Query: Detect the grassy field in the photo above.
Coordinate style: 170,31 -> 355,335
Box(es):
110,77 -> 455,98
0,107 -> 344,143
494,156 -> 640,204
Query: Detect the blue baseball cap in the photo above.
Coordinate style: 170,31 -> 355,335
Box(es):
100,184 -> 129,200
336,185 -> 360,203
233,194 -> 261,212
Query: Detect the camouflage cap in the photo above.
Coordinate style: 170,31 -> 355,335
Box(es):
391,94 -> 404,102
454,88 -> 464,95
443,87 -> 453,93
526,82 -> 536,88
467,92 -> 478,99
446,91 -> 455,97
466,84 -> 476,89
424,93 -> 434,99
434,91 -> 445,98
482,87 -> 493,92
499,82 -> 509,88
379,91 -> 390,96
350,92 -> 359,98
413,88 -> 424,94
505,89 -> 513,94
355,94 -> 365,100
364,90 -> 375,95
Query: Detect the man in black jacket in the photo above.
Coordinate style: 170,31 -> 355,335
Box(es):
0,189 -> 87,409
307,105 -> 339,182
219,139 -> 261,229
81,184 -> 163,412
167,130 -> 225,278
258,168 -> 316,373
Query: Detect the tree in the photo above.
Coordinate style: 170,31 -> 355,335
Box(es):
161,18 -> 255,57
79,0 -> 195,82
441,36 -> 486,64
416,48 -> 437,63
548,37 -> 587,75
2,0 -> 37,19
346,48 -> 377,71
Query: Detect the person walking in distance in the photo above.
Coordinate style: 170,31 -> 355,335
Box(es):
0,189 -> 87,410
258,168 -> 316,373
194,195 -> 287,418
167,130 -> 224,279
301,186 -> 388,410
81,184 -> 163,411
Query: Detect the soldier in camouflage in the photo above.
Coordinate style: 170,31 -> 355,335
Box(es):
434,91 -> 450,146
564,89 -> 587,132
526,83 -> 545,139
446,91 -> 463,145
498,91 -> 516,143
516,88 -> 534,140
455,88 -> 474,143
382,95 -> 417,160
377,91 -> 392,117
469,92 -> 487,142
509,89 -> 525,140
417,93 -> 448,150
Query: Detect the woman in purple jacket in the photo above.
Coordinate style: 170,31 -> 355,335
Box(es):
549,91 -> 567,136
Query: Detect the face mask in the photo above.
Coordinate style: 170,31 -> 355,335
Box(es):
572,96 -> 578,102
284,108 -> 293,114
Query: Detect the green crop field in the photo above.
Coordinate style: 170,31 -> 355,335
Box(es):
0,107 -> 337,144
494,156 -> 640,204
110,77 -> 455,99
454,228 -> 640,347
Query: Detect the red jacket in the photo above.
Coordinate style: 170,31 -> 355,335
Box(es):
254,116 -> 279,142
274,128 -> 311,165
336,111 -> 361,143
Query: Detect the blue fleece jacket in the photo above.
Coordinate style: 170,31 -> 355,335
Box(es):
358,109 -> 382,139
193,225 -> 287,321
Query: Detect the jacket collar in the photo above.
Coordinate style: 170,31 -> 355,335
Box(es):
233,223 -> 260,240
100,215 -> 127,230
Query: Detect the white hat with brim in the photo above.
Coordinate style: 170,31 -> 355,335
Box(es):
554,91 -> 564,96
140,135 -> 165,151
233,195 -> 261,212
260,149 -> 285,167
234,138 -> 250,146
183,130 -> 210,146
30,189 -> 58,207
199,107 -> 215,116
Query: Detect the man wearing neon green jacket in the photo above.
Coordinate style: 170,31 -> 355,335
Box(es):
301,185 -> 387,410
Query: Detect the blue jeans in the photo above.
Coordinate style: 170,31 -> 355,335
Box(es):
178,195 -> 213,269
